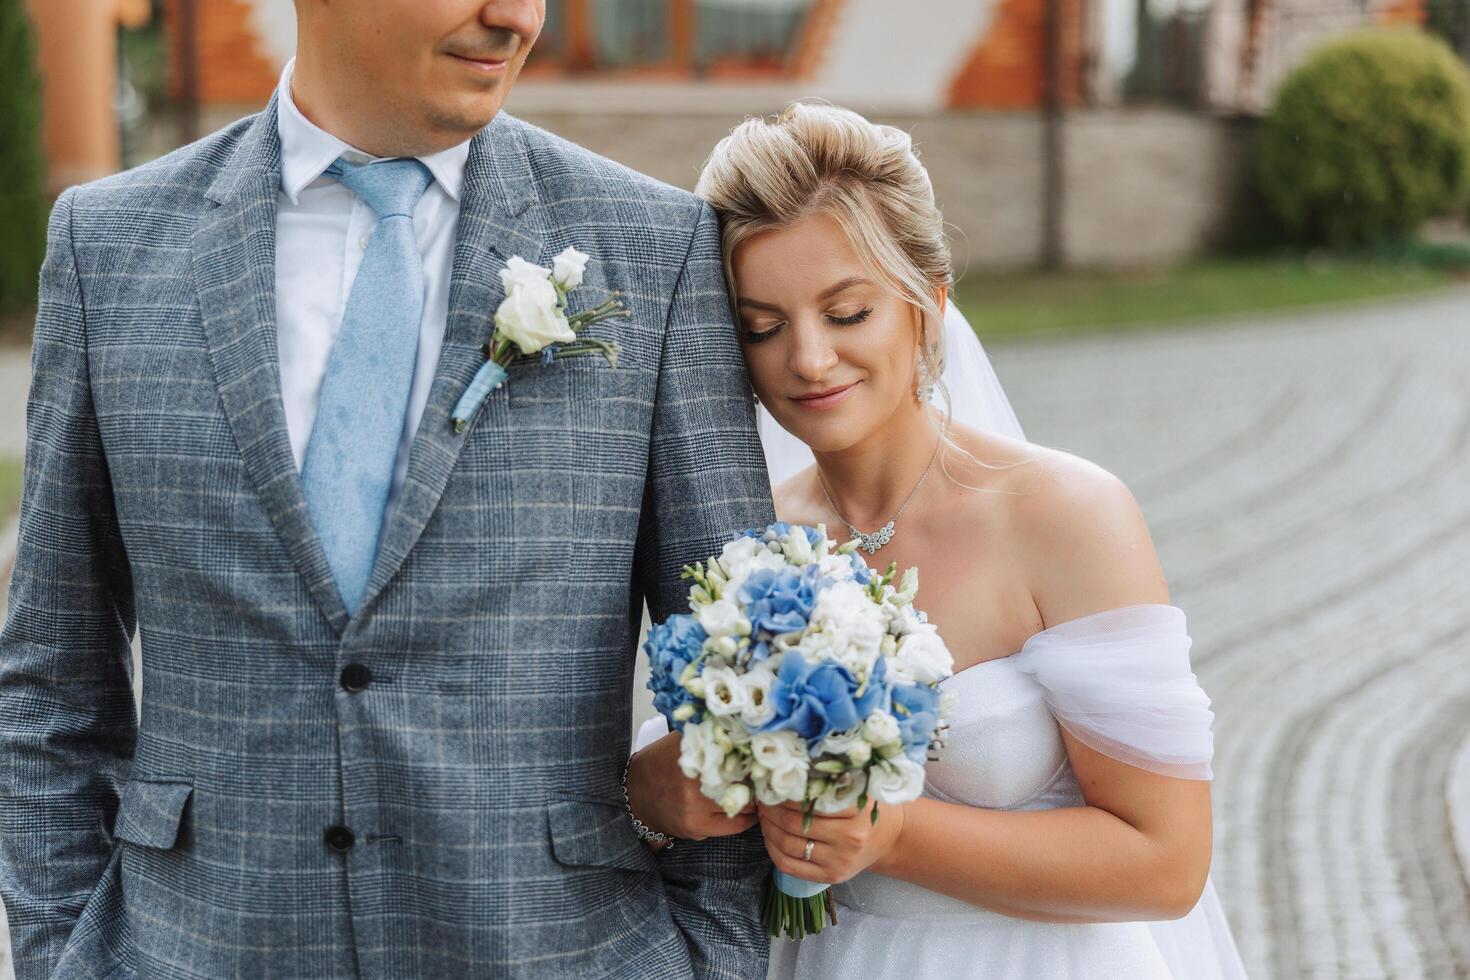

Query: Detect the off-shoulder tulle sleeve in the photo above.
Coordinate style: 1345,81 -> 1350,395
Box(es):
1011,604 -> 1215,780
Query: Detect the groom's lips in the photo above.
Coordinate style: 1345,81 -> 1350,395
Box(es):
449,52 -> 514,76
790,381 -> 859,411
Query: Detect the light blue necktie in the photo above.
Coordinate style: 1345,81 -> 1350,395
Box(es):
300,156 -> 433,614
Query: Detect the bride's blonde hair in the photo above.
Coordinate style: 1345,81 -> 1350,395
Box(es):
695,100 -> 951,386
696,100 -> 1022,486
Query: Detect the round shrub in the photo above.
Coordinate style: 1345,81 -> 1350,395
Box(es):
1258,29 -> 1470,248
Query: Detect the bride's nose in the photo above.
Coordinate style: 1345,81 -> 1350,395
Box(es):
787,319 -> 839,382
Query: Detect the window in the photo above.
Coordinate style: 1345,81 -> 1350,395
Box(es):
528,0 -> 818,77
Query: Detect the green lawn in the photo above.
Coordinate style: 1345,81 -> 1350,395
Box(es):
0,457 -> 21,524
955,257 -> 1467,340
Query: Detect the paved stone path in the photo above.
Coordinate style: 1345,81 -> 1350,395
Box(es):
3,286 -> 1469,978
984,287 -> 1470,979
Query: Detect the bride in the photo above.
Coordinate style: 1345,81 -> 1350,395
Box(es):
624,101 -> 1246,979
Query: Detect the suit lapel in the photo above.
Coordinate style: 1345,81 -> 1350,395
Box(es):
193,96 -> 351,633
358,114 -> 547,610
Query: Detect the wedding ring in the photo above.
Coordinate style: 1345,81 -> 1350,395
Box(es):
803,838 -> 815,862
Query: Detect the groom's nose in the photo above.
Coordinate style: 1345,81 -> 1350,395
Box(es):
478,0 -> 544,41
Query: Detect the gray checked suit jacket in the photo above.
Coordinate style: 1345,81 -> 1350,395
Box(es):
0,99 -> 776,979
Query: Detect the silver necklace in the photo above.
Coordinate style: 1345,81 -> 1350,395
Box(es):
818,436 -> 941,555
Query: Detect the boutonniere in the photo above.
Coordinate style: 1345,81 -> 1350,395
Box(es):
450,246 -> 626,433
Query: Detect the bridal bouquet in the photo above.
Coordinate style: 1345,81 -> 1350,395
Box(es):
645,522 -> 954,938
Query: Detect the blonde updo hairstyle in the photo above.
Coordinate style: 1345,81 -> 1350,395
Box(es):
696,102 -> 989,458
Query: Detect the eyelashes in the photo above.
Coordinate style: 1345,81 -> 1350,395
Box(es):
742,307 -> 874,344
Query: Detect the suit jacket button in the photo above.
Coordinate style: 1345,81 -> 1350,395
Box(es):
340,663 -> 372,693
324,825 -> 355,853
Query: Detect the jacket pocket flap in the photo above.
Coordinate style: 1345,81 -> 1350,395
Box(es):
546,797 -> 655,874
115,778 -> 193,849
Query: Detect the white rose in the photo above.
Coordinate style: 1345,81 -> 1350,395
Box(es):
813,768 -> 868,815
695,598 -> 749,640
701,665 -> 748,718
494,274 -> 574,353
868,757 -> 926,804
550,246 -> 589,291
499,255 -> 553,292
862,710 -> 902,748
892,628 -> 954,686
739,667 -> 777,727
717,782 -> 753,818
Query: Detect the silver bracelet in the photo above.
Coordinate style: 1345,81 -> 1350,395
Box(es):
622,754 -> 675,850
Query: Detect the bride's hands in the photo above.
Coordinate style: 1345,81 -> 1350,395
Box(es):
623,731 -> 758,847
757,799 -> 906,884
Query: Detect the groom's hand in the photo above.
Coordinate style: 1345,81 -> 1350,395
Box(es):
625,732 -> 758,846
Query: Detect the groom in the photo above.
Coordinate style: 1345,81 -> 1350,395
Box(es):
0,1 -> 774,977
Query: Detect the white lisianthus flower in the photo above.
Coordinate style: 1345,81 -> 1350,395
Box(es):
717,539 -> 786,598
889,602 -> 928,638
494,274 -> 575,353
550,246 -> 590,291
739,667 -> 777,727
803,580 -> 886,674
695,598 -> 749,640
846,741 -> 873,767
816,726 -> 864,758
678,719 -> 728,792
814,768 -> 869,814
868,757 -> 926,803
889,627 -> 954,686
717,782 -> 752,818
702,665 -> 748,718
780,529 -> 815,566
750,730 -> 807,775
862,710 -> 902,748
767,761 -> 810,803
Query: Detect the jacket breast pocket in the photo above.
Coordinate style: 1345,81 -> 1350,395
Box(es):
115,778 -> 194,850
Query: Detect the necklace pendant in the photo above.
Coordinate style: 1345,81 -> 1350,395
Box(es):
851,521 -> 895,555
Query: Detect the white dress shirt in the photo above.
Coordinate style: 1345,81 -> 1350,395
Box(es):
272,58 -> 471,533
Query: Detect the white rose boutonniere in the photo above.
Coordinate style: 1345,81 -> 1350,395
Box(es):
450,246 -> 626,433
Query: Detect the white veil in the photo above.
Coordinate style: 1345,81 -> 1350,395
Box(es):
759,302 -> 1024,485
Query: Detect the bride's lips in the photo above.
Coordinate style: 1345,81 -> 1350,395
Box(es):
790,381 -> 860,411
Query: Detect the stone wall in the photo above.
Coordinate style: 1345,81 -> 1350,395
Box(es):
510,105 -> 1255,269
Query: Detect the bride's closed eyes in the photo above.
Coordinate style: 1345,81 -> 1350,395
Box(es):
738,305 -> 875,344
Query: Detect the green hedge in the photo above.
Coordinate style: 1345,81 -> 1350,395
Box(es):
0,0 -> 46,314
1259,29 -> 1470,248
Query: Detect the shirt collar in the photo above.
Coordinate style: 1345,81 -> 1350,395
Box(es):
275,58 -> 470,206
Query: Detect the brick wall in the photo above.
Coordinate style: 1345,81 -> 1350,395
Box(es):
164,0 -> 279,105
947,0 -> 1088,109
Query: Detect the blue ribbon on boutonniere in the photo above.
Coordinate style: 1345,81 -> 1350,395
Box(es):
450,247 -> 626,434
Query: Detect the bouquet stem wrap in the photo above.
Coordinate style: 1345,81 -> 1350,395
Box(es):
765,869 -> 838,939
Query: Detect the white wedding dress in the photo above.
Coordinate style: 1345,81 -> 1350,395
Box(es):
765,604 -> 1247,980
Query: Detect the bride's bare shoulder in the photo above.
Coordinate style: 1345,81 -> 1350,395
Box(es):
962,427 -> 1169,615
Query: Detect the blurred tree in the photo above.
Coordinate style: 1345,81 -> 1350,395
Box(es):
0,0 -> 47,314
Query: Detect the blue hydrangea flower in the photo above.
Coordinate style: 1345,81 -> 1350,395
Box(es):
891,682 -> 942,761
761,651 -> 888,748
644,614 -> 707,729
738,564 -> 821,637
